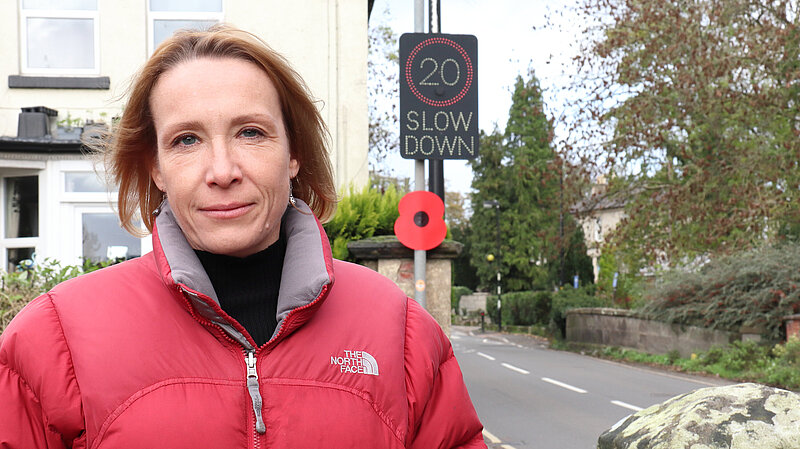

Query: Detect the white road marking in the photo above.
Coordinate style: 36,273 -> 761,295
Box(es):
611,400 -> 644,412
501,363 -> 530,375
541,377 -> 588,394
483,428 -> 517,448
450,335 -> 462,340
477,352 -> 496,361
482,429 -> 502,443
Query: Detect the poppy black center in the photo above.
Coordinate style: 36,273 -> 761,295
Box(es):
414,211 -> 429,227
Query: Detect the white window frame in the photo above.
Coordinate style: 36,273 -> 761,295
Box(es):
19,2 -> 100,75
147,0 -> 224,55
71,204 -> 147,265
57,162 -> 150,265
61,169 -> 117,204
0,171 -> 41,272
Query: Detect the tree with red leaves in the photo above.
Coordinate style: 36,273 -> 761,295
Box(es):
563,0 -> 800,267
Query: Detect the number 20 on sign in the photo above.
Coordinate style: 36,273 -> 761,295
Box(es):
399,33 -> 478,160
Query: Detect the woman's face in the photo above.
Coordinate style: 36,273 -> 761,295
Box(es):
150,57 -> 299,257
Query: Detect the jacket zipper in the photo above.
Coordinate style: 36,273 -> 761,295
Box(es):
178,286 -> 267,442
246,350 -> 267,436
179,282 -> 331,445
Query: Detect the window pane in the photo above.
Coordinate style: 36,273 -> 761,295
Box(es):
7,248 -> 35,273
153,19 -> 217,48
82,213 -> 141,262
23,0 -> 97,10
27,18 -> 95,69
150,0 -> 222,12
5,177 -> 39,238
65,172 -> 117,193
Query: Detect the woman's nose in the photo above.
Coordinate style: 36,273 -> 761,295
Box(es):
205,139 -> 243,187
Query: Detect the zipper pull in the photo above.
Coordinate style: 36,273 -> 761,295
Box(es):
246,351 -> 266,434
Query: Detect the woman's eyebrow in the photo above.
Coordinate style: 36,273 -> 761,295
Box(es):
232,113 -> 281,133
157,120 -> 203,142
158,114 -> 282,140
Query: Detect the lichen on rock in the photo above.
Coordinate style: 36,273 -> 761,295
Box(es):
597,383 -> 800,449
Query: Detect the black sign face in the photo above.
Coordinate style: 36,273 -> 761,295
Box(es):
400,33 -> 478,160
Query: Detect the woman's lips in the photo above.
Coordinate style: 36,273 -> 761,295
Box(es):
200,203 -> 254,219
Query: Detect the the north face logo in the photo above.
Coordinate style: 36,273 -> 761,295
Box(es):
330,350 -> 379,376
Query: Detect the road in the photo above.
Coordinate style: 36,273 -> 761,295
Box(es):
451,326 -> 733,449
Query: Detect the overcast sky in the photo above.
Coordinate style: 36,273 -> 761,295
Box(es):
369,0 -> 582,196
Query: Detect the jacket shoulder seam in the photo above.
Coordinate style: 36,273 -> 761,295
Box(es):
403,296 -> 414,443
46,292 -> 86,436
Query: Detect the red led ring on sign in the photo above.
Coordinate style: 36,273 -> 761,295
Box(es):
405,37 -> 474,107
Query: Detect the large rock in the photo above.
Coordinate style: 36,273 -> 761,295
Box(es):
598,383 -> 800,449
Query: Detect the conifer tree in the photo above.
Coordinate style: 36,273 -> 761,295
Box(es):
468,72 -> 591,291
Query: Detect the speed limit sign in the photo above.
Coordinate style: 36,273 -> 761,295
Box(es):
399,33 -> 478,160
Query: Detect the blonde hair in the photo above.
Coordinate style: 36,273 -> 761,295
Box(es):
95,24 -> 336,235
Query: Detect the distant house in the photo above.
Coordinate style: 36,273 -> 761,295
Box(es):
0,114 -> 149,271
573,177 -> 628,282
0,1 -> 368,271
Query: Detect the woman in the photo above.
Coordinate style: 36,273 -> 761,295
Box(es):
0,25 -> 486,448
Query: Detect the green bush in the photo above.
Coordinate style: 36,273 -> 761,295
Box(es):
322,184 -> 401,261
451,286 -> 473,312
764,337 -> 800,388
676,339 -> 800,389
1,258 -> 111,333
682,341 -> 770,378
641,243 -> 800,341
550,285 -> 607,338
595,249 -> 642,308
508,291 -> 552,326
559,336 -> 800,390
485,290 -> 553,326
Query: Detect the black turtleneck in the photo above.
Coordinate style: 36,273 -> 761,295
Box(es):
194,234 -> 286,346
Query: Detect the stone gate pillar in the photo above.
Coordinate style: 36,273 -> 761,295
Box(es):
348,236 -> 462,336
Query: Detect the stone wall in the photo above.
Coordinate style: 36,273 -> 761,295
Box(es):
566,307 -> 736,358
459,292 -> 488,316
349,237 -> 461,336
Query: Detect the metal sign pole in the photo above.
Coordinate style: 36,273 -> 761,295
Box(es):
402,1 -> 477,309
428,0 -> 444,204
413,0 -> 427,309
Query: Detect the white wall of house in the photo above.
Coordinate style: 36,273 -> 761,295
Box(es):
579,207 -> 626,282
0,0 -> 367,269
0,0 -> 368,188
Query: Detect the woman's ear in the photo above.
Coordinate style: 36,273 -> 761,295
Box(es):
150,160 -> 166,192
289,158 -> 300,179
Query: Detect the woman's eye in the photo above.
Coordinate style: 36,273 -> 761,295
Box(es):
241,128 -> 262,138
175,135 -> 197,146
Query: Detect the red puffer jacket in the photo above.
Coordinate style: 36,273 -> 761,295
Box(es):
0,200 -> 485,449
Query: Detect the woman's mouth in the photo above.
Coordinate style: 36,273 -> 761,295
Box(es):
200,203 -> 254,219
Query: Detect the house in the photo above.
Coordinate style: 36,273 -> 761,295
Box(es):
574,176 -> 627,282
0,1 -> 368,271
